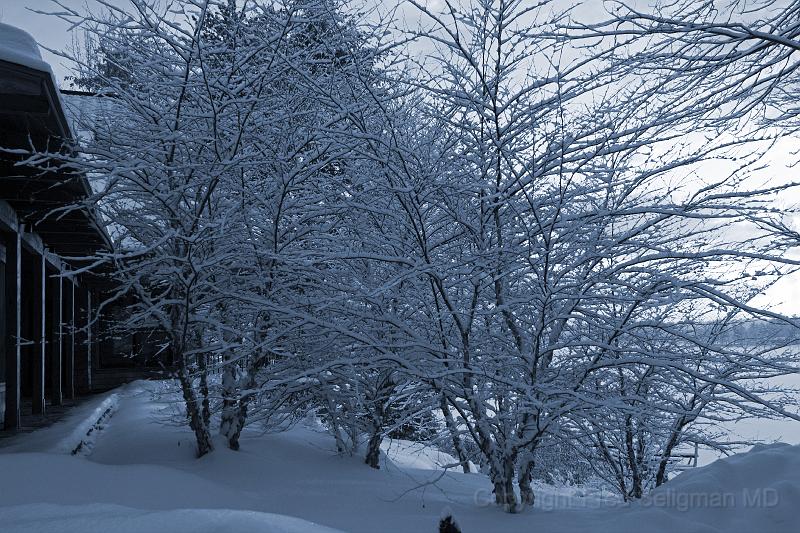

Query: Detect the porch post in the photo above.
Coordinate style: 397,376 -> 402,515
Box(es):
32,250 -> 45,415
3,227 -> 21,429
73,284 -> 88,394
86,289 -> 92,391
49,268 -> 63,406
63,278 -> 75,400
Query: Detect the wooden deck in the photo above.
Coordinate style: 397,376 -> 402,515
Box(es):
0,396 -> 92,446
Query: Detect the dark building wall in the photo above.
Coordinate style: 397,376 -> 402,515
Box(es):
0,242 -> 6,383
0,47 -> 170,430
0,243 -> 5,424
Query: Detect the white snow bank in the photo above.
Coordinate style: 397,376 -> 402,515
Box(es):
2,380 -> 799,533
540,442 -> 800,533
61,393 -> 119,455
0,23 -> 51,73
381,437 -> 477,472
0,504 -> 344,533
0,388 -> 121,455
633,443 -> 800,533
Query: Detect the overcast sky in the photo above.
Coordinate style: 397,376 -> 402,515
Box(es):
0,0 -> 606,84
0,0 -> 86,84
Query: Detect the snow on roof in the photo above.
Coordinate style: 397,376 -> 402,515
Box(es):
0,23 -> 74,142
0,22 -> 52,73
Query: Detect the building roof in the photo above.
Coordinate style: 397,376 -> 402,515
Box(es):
0,23 -> 52,74
0,23 -> 111,263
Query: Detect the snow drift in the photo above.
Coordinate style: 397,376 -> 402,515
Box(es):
1,381 -> 798,532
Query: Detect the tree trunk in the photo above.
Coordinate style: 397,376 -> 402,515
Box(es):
219,360 -> 239,448
365,428 -> 382,469
324,393 -> 348,454
198,353 -> 211,428
517,452 -> 535,507
176,366 -> 213,457
625,415 -> 643,499
440,395 -> 471,473
225,370 -> 258,451
225,397 -> 249,451
493,479 -> 518,512
492,455 -> 520,512
656,414 -> 696,487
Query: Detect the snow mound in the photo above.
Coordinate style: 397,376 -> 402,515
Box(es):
381,438 -> 471,471
0,389 -> 122,455
496,442 -> 800,533
3,381 -> 799,533
0,504 -> 344,533
636,443 -> 800,533
0,23 -> 50,72
61,393 -> 120,455
561,442 -> 800,533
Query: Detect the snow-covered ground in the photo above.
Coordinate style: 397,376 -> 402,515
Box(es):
0,381 -> 798,532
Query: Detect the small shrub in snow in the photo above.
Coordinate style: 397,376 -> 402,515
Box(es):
438,507 -> 461,533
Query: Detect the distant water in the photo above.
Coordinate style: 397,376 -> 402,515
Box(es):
699,373 -> 800,466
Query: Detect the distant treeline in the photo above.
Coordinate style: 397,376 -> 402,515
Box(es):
717,320 -> 800,345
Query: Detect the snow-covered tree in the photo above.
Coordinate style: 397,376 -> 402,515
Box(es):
26,0 -> 800,512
